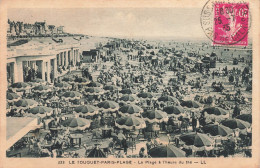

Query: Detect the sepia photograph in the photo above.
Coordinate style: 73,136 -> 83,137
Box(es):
0,0 -> 259,167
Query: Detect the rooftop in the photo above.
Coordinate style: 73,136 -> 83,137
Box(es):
7,37 -> 81,58
6,117 -> 40,149
6,117 -> 36,140
7,36 -> 110,58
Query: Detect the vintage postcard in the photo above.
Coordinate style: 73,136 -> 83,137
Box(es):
0,0 -> 259,168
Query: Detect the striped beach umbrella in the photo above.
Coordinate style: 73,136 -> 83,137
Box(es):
54,82 -> 72,90
31,78 -> 46,83
62,77 -> 74,83
62,91 -> 82,100
87,81 -> 102,88
158,96 -> 179,104
85,87 -> 104,95
10,82 -> 30,91
221,119 -> 251,129
74,105 -> 99,117
87,147 -> 106,158
74,77 -> 90,84
202,123 -> 233,136
7,92 -> 20,102
28,106 -> 53,117
104,85 -> 120,91
180,132 -> 214,149
137,92 -> 153,99
32,85 -> 52,93
61,117 -> 92,131
120,88 -> 134,94
181,100 -> 201,108
119,95 -> 139,104
118,104 -> 143,116
163,106 -> 184,117
202,107 -> 228,116
149,145 -> 186,158
236,114 -> 252,123
14,99 -> 38,109
115,115 -> 146,130
141,109 -> 168,123
97,101 -> 119,112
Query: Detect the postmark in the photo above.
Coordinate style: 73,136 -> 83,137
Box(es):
201,0 -> 250,46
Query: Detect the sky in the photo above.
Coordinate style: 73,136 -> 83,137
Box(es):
8,8 -> 207,39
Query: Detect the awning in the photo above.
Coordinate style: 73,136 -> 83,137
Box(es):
6,117 -> 39,150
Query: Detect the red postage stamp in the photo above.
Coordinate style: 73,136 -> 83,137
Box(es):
213,3 -> 249,46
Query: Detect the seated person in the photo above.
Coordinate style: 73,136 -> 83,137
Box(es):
139,147 -> 145,158
146,139 -> 153,154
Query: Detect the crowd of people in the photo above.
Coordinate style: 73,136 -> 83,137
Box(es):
6,39 -> 252,158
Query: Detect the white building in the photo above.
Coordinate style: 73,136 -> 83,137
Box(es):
7,37 -> 81,84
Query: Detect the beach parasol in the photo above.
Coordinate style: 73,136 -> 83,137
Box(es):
149,145 -> 186,158
236,114 -> 252,123
202,123 -> 233,136
120,88 -> 134,94
74,105 -> 99,117
115,115 -> 146,130
10,82 -> 30,91
180,132 -> 214,151
119,95 -> 139,104
85,87 -> 104,95
54,82 -> 72,90
31,78 -> 46,84
202,107 -> 229,122
141,109 -> 168,123
61,117 -> 91,131
62,91 -> 82,100
62,77 -> 74,83
14,99 -> 38,109
6,92 -> 20,102
87,147 -> 106,158
118,104 -> 143,116
103,85 -> 120,91
97,101 -> 119,112
202,107 -> 228,116
158,96 -> 180,104
28,106 -> 53,117
74,77 -> 90,84
27,82 -> 39,87
181,100 -> 201,108
221,119 -> 251,129
32,85 -> 52,93
137,92 -> 153,99
163,106 -> 184,117
87,81 -> 102,88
